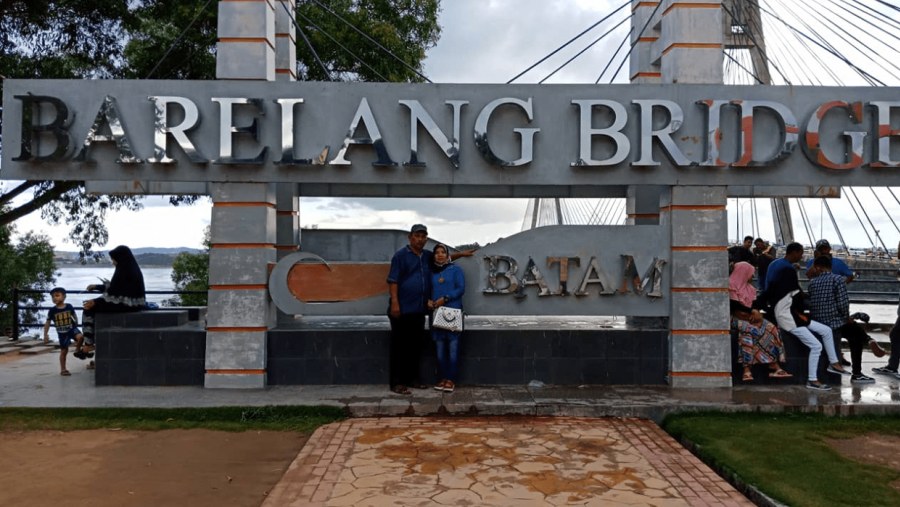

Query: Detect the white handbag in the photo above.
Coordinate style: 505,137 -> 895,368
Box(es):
432,306 -> 464,332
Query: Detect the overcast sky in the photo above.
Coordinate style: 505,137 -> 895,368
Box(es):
8,0 -> 900,252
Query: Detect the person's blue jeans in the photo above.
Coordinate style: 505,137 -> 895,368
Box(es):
432,329 -> 460,382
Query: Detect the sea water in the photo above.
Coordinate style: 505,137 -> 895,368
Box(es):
17,266 -> 174,340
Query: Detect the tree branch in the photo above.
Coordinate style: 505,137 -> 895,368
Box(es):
0,180 -> 80,226
0,180 -> 41,207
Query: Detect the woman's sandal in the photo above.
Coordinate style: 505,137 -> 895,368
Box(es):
391,385 -> 411,395
60,370 -> 71,376
742,371 -> 754,382
769,369 -> 793,378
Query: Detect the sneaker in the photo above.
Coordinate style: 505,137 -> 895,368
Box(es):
851,374 -> 876,384
869,340 -> 887,358
872,366 -> 899,376
850,312 -> 870,323
806,381 -> 831,391
839,357 -> 852,367
826,364 -> 851,376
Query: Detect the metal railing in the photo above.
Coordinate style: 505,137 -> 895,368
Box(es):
9,288 -> 207,341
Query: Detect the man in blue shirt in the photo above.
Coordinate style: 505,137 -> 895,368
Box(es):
806,239 -> 854,282
387,224 -> 432,395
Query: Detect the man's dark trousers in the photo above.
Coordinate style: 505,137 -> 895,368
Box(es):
389,313 -> 426,387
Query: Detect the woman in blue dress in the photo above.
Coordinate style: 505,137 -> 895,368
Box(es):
428,243 -> 465,393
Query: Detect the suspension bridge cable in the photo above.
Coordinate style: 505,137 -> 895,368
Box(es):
799,0 -> 900,82
875,0 -> 900,14
760,0 -> 885,85
595,27 -> 634,84
850,0 -> 900,33
795,198 -> 816,247
749,197 -> 760,239
306,0 -> 431,83
145,0 -> 215,79
869,187 -> 900,235
744,0 -> 826,85
848,188 -> 890,253
888,187 -> 900,208
539,15 -> 630,84
282,3 -> 333,80
846,188 -> 878,249
722,50 -> 763,84
725,1 -> 794,85
602,0 -> 664,84
821,199 -> 849,252
779,0 -> 862,73
762,6 -> 837,86
753,0 -> 859,85
507,0 -> 631,84
294,10 -> 387,82
840,0 -> 900,46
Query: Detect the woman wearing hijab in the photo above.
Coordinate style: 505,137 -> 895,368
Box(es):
78,245 -> 146,363
730,261 -> 791,381
427,244 -> 466,393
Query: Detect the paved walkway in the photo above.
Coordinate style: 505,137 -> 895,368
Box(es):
263,417 -> 752,507
3,337 -> 900,506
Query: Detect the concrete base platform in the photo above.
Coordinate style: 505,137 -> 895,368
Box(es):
2,343 -> 900,422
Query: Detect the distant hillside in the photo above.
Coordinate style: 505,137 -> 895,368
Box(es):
54,247 -> 204,266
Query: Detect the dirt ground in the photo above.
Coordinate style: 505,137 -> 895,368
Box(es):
0,351 -> 310,506
0,429 -> 308,507
827,434 -> 900,491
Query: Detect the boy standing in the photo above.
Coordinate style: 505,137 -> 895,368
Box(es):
43,287 -> 84,376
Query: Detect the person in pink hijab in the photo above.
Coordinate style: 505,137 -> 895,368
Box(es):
729,261 -> 791,381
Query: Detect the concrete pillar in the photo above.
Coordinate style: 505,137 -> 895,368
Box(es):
663,186 -> 731,387
274,0 -> 297,81
276,183 -> 300,259
206,183 -> 277,388
630,0 -> 663,84
207,1 -> 281,388
659,0 -> 723,84
216,0 -> 276,81
625,185 -> 663,225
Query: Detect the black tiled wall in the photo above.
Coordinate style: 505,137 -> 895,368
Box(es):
267,328 -> 669,385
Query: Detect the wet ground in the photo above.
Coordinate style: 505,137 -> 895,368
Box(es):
262,417 -> 753,506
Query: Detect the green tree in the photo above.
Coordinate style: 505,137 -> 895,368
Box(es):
0,218 -> 56,337
167,227 -> 209,307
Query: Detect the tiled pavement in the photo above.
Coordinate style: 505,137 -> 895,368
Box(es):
263,417 -> 753,507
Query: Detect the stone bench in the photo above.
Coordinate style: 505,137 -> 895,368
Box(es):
94,309 -> 206,386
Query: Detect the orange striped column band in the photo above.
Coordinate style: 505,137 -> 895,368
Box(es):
218,37 -> 275,51
663,2 -> 722,16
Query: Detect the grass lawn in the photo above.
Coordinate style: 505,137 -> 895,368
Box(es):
663,412 -> 900,507
0,405 -> 346,432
